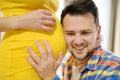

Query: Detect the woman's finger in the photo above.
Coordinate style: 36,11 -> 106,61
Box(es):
39,9 -> 52,16
39,25 -> 53,32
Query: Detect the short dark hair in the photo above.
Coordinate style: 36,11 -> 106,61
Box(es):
61,0 -> 99,26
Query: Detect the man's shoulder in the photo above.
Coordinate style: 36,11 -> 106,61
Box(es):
101,51 -> 120,63
98,51 -> 120,71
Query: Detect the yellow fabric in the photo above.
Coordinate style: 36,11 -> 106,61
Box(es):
0,0 -> 67,80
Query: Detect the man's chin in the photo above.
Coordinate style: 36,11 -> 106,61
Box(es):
71,52 -> 87,60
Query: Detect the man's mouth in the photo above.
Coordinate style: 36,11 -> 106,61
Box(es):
73,46 -> 86,53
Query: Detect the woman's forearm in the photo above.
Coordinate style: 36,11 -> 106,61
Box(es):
0,16 -> 20,32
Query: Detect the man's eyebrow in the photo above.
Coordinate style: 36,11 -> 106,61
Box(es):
64,30 -> 74,32
64,29 -> 92,32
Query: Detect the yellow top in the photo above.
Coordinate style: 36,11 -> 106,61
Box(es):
0,0 -> 66,80
0,0 -> 59,16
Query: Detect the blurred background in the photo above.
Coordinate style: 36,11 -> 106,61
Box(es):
0,0 -> 120,55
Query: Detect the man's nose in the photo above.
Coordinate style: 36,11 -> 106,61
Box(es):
74,34 -> 83,46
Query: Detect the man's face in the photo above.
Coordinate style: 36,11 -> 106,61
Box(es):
63,13 -> 101,60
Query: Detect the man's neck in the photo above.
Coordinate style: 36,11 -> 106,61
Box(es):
72,54 -> 92,71
71,55 -> 91,80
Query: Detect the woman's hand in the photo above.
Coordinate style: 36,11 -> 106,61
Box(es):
18,9 -> 56,32
27,40 -> 63,80
0,9 -> 55,32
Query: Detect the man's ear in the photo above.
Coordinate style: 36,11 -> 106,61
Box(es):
97,25 -> 101,40
94,25 -> 102,48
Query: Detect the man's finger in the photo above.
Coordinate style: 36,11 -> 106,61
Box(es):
27,47 -> 41,64
56,51 -> 63,68
36,40 -> 47,59
44,40 -> 54,58
26,56 -> 39,71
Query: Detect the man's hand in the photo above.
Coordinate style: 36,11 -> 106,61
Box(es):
27,40 -> 63,80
